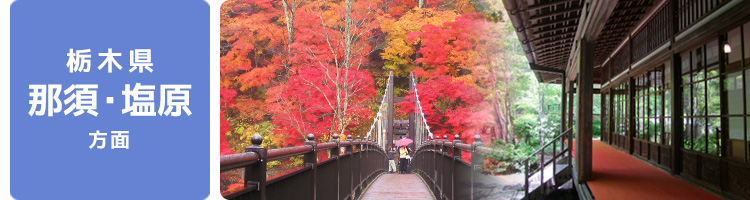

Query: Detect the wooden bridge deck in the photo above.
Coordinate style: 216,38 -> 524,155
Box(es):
360,173 -> 435,200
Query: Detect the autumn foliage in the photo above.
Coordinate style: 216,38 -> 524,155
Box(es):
219,0 -> 517,194
397,75 -> 483,142
266,68 -> 376,147
222,0 -> 515,148
383,8 -> 503,144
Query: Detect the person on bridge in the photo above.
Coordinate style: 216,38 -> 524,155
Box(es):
387,146 -> 397,173
398,145 -> 411,174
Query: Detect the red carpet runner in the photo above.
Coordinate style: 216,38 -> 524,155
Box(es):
588,140 -> 721,200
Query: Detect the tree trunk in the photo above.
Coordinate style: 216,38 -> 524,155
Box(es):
281,0 -> 296,51
504,74 -> 515,144
538,83 -> 546,145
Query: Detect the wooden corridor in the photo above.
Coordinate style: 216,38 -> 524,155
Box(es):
360,173 -> 435,200
588,140 -> 721,200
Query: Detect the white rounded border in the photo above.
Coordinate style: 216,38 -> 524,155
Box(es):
1,0 -> 226,199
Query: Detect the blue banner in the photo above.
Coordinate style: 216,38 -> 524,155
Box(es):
11,0 -> 209,199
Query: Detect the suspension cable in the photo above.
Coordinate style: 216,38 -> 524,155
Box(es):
410,73 -> 433,139
365,72 -> 393,139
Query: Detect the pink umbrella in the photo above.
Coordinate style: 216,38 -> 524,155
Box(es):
395,138 -> 413,147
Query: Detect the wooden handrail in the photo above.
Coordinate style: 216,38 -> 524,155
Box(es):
518,128 -> 574,197
410,130 -> 574,199
316,142 -> 338,150
220,152 -> 260,172
220,134 -> 388,200
266,145 -> 313,161
519,128 -> 573,165
455,143 -> 473,151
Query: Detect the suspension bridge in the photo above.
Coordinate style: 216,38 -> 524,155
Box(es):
220,71 -> 575,200
219,0 -> 750,198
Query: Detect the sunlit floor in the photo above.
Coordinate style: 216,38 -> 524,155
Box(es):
588,140 -> 721,200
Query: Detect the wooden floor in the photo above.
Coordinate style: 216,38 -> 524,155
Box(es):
360,173 -> 435,200
588,140 -> 721,200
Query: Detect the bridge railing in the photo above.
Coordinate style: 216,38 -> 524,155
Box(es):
518,128 -> 573,197
221,133 -> 387,200
411,134 -> 495,200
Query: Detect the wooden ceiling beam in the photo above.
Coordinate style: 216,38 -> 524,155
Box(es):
594,47 -> 618,53
602,18 -> 642,27
539,55 -> 567,62
534,38 -> 574,49
536,50 -> 570,60
527,17 -> 579,30
597,32 -> 629,41
532,24 -> 578,36
595,38 -> 627,46
529,7 -> 583,21
597,39 -> 627,46
537,48 -> 571,58
530,63 -> 565,74
538,65 -> 565,72
536,65 -> 564,72
537,45 -> 571,54
531,32 -> 575,43
596,36 -> 628,44
525,0 -> 580,11
607,11 -> 647,20
539,61 -> 566,68
593,45 -> 620,53
542,50 -> 572,58
600,26 -> 633,34
537,59 -> 565,66
532,29 -> 577,40
596,42 -> 621,47
598,33 -> 629,41
538,52 -> 567,58
611,4 -> 653,13
539,54 -> 570,63
536,43 -> 572,52
594,48 -> 614,55
538,60 -> 564,66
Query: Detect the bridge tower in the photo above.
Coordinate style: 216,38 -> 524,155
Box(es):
385,71 -> 394,148
408,72 -> 419,147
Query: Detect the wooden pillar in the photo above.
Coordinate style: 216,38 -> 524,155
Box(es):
670,52 -> 683,174
568,81 -> 575,130
576,38 -> 593,182
470,135 -> 483,200
304,134 -> 318,200
246,134 -> 268,200
599,88 -> 610,142
347,136 -> 354,198
561,73 -> 567,131
628,76 -> 636,154
331,134 -> 341,200
356,136 -> 363,197
668,1 -> 683,174
719,34 -> 729,190
608,91 -> 615,145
